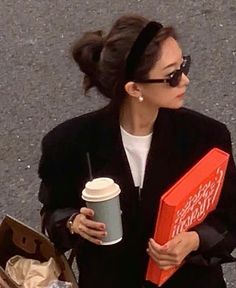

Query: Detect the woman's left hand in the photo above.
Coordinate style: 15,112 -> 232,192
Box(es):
147,231 -> 200,270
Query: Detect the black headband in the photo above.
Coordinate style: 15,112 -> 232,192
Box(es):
125,21 -> 163,81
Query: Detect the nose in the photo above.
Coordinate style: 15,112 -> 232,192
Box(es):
180,72 -> 190,87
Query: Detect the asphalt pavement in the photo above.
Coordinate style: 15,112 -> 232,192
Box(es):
0,0 -> 235,286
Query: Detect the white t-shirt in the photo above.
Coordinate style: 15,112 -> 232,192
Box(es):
120,126 -> 153,188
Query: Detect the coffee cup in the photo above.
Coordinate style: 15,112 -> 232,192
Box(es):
82,177 -> 123,245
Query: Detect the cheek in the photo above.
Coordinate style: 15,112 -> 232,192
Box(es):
142,85 -> 165,98
143,85 -> 171,102
143,87 -> 183,107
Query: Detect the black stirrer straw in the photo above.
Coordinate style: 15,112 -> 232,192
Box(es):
86,152 -> 93,180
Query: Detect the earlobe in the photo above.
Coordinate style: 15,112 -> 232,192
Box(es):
124,81 -> 142,99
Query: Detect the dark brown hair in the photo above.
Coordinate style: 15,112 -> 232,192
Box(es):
72,15 -> 176,107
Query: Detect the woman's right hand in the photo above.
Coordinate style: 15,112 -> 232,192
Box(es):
72,207 -> 107,245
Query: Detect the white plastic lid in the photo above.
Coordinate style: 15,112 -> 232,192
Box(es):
82,177 -> 121,202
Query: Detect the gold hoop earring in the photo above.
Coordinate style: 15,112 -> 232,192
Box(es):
138,96 -> 144,102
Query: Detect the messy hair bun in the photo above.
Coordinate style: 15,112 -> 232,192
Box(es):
72,30 -> 104,93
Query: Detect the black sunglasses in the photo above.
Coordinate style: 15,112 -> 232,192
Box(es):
135,55 -> 191,87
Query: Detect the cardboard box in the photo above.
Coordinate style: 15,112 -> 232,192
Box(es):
0,215 -> 78,288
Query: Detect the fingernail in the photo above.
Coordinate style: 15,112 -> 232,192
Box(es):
146,248 -> 150,253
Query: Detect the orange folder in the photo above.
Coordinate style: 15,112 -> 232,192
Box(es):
146,148 -> 229,286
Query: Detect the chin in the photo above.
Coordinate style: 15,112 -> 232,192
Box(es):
162,99 -> 185,110
173,98 -> 185,108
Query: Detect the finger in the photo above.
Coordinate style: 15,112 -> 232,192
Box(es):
149,239 -> 172,256
82,217 -> 106,231
161,265 -> 176,271
78,229 -> 102,245
148,244 -> 178,264
72,214 -> 105,237
78,223 -> 107,239
155,260 -> 176,269
79,208 -> 106,230
74,212 -> 107,240
147,249 -> 178,268
149,240 -> 184,265
80,207 -> 94,217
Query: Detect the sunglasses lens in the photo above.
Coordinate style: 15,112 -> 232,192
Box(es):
169,56 -> 191,87
169,70 -> 182,87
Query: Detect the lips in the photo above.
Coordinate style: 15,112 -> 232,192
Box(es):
176,93 -> 185,98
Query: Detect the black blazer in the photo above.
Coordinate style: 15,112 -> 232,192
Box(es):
38,105 -> 236,288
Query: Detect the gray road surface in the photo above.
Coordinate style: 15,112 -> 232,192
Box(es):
0,0 -> 235,286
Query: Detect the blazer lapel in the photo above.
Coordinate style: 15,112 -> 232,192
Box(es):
88,105 -> 136,201
142,109 -> 177,191
141,108 -> 185,237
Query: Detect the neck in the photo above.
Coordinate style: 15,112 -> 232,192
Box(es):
120,97 -> 159,136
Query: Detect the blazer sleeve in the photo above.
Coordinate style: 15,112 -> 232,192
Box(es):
38,129 -> 88,252
39,183 -> 84,253
187,125 -> 236,266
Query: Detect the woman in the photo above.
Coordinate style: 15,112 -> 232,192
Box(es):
38,15 -> 236,288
